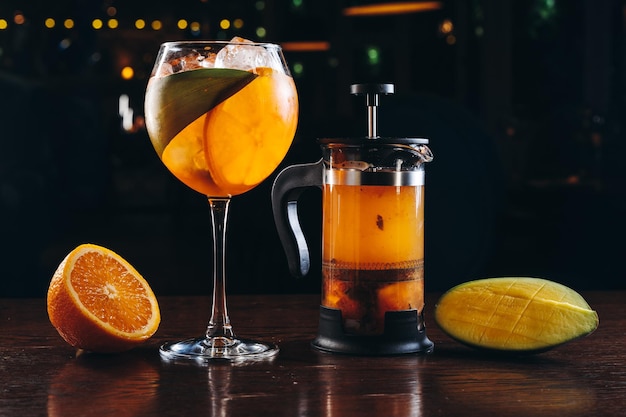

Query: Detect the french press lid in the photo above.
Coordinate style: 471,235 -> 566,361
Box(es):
320,83 -> 432,187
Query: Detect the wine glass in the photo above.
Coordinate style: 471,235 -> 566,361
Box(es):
144,39 -> 298,362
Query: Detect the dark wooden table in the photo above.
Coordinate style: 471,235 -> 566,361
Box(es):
1,292 -> 623,416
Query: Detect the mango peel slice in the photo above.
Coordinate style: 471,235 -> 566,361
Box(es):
145,68 -> 257,156
434,277 -> 599,353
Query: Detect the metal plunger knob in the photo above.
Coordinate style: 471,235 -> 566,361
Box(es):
350,83 -> 395,139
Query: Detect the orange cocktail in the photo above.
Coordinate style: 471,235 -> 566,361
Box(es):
144,40 -> 298,362
321,184 -> 425,335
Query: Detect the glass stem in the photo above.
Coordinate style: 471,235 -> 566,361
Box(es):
206,197 -> 235,342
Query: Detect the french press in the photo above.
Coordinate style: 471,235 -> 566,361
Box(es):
272,84 -> 434,355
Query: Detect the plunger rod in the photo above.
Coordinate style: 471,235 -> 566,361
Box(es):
366,94 -> 379,138
350,83 -> 394,139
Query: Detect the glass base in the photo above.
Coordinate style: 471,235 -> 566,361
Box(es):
159,336 -> 279,364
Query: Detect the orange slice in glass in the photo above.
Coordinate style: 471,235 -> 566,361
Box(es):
203,67 -> 298,194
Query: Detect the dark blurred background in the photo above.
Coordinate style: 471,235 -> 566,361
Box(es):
1,0 -> 625,297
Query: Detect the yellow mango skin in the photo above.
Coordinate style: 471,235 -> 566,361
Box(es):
434,277 -> 599,353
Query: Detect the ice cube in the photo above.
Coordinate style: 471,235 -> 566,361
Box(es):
177,53 -> 205,71
200,53 -> 216,68
154,62 -> 173,78
214,37 -> 285,74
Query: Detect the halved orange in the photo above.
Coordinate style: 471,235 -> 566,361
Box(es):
47,244 -> 161,353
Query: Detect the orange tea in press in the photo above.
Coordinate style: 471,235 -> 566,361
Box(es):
322,184 -> 425,335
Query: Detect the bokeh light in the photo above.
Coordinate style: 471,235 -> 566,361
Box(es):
292,62 -> 304,76
440,19 -> 453,34
14,13 -> 25,25
121,66 -> 134,80
190,21 -> 201,35
59,38 -> 71,50
367,47 -> 380,65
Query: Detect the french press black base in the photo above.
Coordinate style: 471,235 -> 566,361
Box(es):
312,306 -> 434,356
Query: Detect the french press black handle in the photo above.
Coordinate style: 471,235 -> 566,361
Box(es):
271,159 -> 324,278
